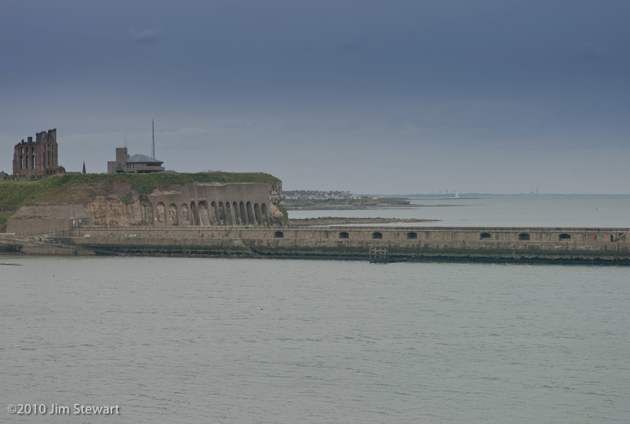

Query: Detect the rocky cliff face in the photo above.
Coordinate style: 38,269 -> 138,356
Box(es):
268,180 -> 283,204
84,181 -> 283,227
86,195 -> 151,227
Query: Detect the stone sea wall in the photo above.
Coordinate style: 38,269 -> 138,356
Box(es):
61,226 -> 630,264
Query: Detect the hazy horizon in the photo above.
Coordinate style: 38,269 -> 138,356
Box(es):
1,0 -> 629,195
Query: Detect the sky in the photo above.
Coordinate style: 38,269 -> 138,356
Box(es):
1,0 -> 629,194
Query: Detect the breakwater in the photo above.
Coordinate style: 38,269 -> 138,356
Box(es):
25,225 -> 628,264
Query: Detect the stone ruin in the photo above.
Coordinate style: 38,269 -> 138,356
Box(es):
12,129 -> 65,177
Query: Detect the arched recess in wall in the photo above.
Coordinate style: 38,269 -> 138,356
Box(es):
209,201 -> 218,225
480,233 -> 491,240
156,202 -> 166,223
559,233 -> 571,241
261,203 -> 269,226
339,231 -> 349,239
239,201 -> 247,225
225,202 -> 233,225
274,231 -> 284,238
246,201 -> 255,225
407,232 -> 418,239
198,201 -> 210,225
254,203 -> 262,226
180,204 -> 190,226
169,204 -> 178,226
190,202 -> 199,226
372,232 -> 383,239
518,233 -> 530,241
218,202 -> 226,225
232,202 -> 239,225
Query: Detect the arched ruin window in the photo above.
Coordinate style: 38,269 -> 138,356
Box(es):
274,231 -> 284,238
559,233 -> 571,241
518,233 -> 530,241
480,233 -> 491,240
372,232 -> 383,239
407,232 -> 418,239
339,232 -> 349,239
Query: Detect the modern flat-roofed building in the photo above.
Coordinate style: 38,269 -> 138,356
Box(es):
107,147 -> 165,173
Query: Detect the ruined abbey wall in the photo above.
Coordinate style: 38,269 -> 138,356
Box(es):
12,129 -> 65,177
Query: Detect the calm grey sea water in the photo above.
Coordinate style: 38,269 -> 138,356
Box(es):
1,257 -> 629,423
1,195 -> 629,423
289,194 -> 630,227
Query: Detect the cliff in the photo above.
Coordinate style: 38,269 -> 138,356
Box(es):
0,173 -> 284,231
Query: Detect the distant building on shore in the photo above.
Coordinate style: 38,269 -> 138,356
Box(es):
107,147 -> 165,174
12,129 -> 66,178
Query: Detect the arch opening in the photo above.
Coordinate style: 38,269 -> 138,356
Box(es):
224,202 -> 231,225
156,202 -> 166,223
559,233 -> 571,241
274,231 -> 284,238
190,202 -> 199,226
233,202 -> 240,225
372,232 -> 383,239
210,201 -> 218,225
480,233 -> 492,240
254,203 -> 262,226
218,202 -> 226,225
239,201 -> 247,225
246,201 -> 255,225
407,232 -> 418,239
169,204 -> 178,226
180,204 -> 190,226
339,232 -> 349,239
518,233 -> 530,241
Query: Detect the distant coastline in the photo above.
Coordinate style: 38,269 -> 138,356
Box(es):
289,217 -> 439,226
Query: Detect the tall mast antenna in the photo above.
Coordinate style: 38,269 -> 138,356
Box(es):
152,120 -> 155,159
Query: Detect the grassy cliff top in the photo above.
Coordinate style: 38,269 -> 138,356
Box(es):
0,172 -> 281,229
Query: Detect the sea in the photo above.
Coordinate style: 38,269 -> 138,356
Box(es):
289,194 -> 630,228
1,195 -> 629,423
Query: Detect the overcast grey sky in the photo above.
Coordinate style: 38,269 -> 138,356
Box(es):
1,0 -> 629,193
